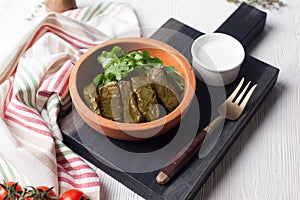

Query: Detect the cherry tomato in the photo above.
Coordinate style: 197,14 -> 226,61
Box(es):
0,181 -> 23,200
60,189 -> 89,200
27,186 -> 57,200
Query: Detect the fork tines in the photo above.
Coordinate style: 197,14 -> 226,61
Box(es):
230,77 -> 257,106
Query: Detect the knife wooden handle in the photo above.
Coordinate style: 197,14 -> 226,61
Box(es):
156,130 -> 208,185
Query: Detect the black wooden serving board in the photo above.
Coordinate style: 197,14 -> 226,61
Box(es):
60,3 -> 279,200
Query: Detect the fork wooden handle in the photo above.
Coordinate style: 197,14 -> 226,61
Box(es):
156,116 -> 224,185
156,130 -> 208,185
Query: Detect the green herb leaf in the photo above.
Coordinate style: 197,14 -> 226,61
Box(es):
164,66 -> 185,91
94,46 -> 164,87
97,46 -> 124,68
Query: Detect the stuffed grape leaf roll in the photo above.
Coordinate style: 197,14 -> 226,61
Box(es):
131,76 -> 160,122
118,80 -> 144,123
149,66 -> 180,112
83,83 -> 101,115
98,82 -> 122,121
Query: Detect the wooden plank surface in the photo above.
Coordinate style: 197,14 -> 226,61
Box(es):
60,3 -> 279,200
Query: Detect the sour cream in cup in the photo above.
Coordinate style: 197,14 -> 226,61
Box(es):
191,33 -> 245,86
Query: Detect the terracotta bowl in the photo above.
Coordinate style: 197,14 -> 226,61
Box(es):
69,38 -> 196,141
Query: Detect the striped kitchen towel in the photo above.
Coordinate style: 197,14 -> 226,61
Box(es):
0,2 -> 140,199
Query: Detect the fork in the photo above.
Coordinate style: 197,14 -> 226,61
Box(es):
156,77 -> 257,185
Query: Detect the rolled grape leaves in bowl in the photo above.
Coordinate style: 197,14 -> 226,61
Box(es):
69,38 -> 196,141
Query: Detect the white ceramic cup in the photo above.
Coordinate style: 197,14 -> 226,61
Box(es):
191,33 -> 245,86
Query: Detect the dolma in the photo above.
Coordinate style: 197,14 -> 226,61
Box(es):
149,66 -> 180,112
118,80 -> 143,123
83,83 -> 101,115
131,76 -> 160,122
98,82 -> 122,121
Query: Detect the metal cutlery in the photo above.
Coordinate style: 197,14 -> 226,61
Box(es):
156,77 -> 257,185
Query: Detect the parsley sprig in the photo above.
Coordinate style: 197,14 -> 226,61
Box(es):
93,46 -> 184,92
93,46 -> 162,87
227,0 -> 285,9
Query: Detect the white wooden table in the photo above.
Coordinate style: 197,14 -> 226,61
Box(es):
1,0 -> 299,199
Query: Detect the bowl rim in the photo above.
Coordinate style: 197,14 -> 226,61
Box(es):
69,37 -> 196,136
191,32 -> 245,73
